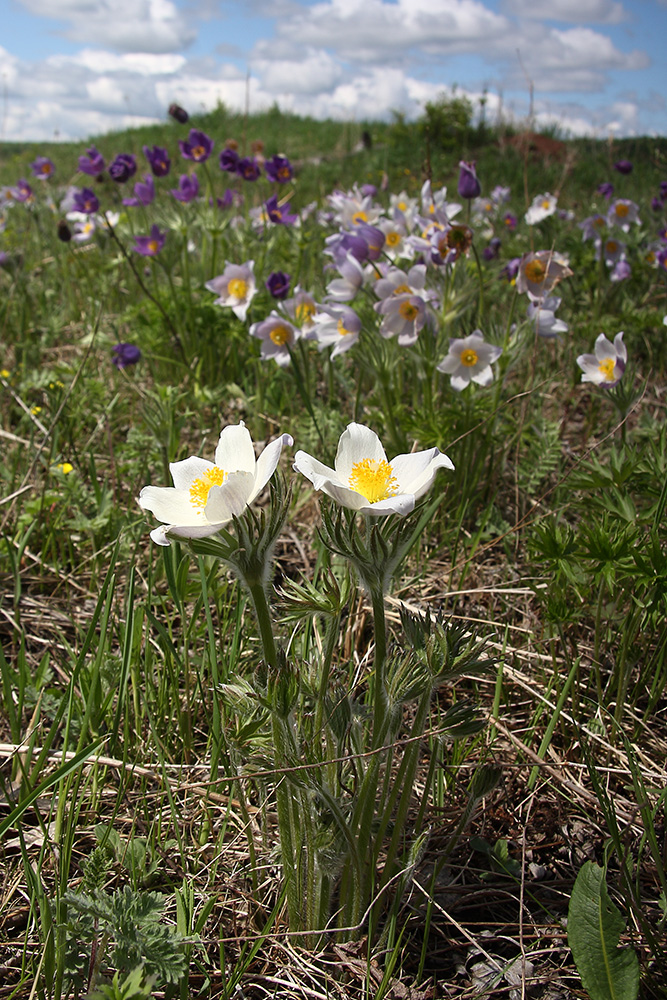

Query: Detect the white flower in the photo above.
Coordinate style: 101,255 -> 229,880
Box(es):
325,251 -> 365,302
375,293 -> 427,346
294,423 -> 453,517
606,199 -> 641,233
516,250 -> 572,302
206,260 -> 256,321
437,331 -> 502,391
138,421 -> 293,545
308,304 -> 361,358
527,296 -> 569,338
576,332 -> 627,388
525,193 -> 557,225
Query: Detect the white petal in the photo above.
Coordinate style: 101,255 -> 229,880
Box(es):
361,494 -> 416,516
215,422 -> 256,473
204,471 -> 254,523
594,334 -> 616,360
152,522 -> 230,546
472,365 -> 495,387
249,433 -> 293,502
391,449 -> 454,495
293,451 -> 338,486
169,456 -> 215,491
138,485 -> 204,525
335,424 -> 387,481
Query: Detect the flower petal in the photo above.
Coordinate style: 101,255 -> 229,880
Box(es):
169,456 -> 215,491
390,449 -> 454,495
204,471 -> 254,523
249,433 -> 293,502
214,422 -> 256,473
335,423 -> 387,481
138,485 -> 204,525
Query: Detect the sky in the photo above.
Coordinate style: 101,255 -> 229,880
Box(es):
1,0 -> 666,144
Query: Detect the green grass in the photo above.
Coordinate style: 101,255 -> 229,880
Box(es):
1,107 -> 667,999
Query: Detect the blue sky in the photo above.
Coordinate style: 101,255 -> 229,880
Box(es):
2,0 -> 665,142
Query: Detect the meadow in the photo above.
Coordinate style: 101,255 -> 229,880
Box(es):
1,102 -> 666,1000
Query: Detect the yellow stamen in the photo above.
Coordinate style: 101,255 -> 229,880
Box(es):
352,210 -> 368,224
397,200 -> 407,211
337,319 -> 353,337
615,204 -> 629,218
296,301 -> 316,324
399,300 -> 418,321
228,278 -> 248,300
598,358 -> 616,380
386,231 -> 401,247
460,348 -> 479,367
541,199 -> 552,209
190,467 -> 226,509
57,462 -> 74,474
524,260 -> 547,284
270,325 -> 292,346
147,240 -> 159,254
348,458 -> 398,503
191,145 -> 205,159
393,283 -> 411,296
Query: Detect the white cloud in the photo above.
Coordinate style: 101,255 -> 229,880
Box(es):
18,0 -> 195,53
253,49 -> 343,94
502,0 -> 626,23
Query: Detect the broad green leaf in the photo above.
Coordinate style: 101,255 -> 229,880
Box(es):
568,861 -> 639,1000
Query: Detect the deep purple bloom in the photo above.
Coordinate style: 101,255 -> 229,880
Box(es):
651,197 -> 663,213
237,157 -> 261,181
143,145 -> 171,177
73,188 -> 100,214
109,153 -> 137,183
458,161 -> 481,200
123,174 -> 155,207
660,181 -> 667,199
502,257 -> 521,282
658,248 -> 667,273
503,212 -> 518,230
598,182 -> 614,200
112,343 -> 142,369
483,237 -> 502,261
355,222 -> 385,261
265,194 -> 297,225
326,230 -> 371,263
30,156 -> 55,180
264,154 -> 293,184
219,148 -> 240,173
614,160 -> 633,175
171,172 -> 199,203
266,271 -> 291,299
214,188 -> 236,209
133,225 -> 166,257
179,129 -> 213,163
0,251 -> 11,267
12,179 -> 33,202
79,146 -> 105,177
168,103 -> 189,124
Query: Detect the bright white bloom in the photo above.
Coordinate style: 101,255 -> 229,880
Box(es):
294,422 -> 453,517
525,193 -> 557,225
420,179 -> 461,224
327,184 -> 381,227
437,331 -> 502,391
606,199 -> 641,233
206,260 -> 256,321
516,250 -> 572,302
308,304 -> 361,358
138,422 -> 293,546
325,251 -> 365,302
389,190 -> 419,229
527,296 -> 569,338
377,217 -> 408,259
576,332 -> 627,388
249,312 -> 299,366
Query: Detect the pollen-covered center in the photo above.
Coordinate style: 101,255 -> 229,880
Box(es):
598,358 -> 616,380
393,283 -> 411,296
348,458 -> 398,504
606,241 -> 618,254
296,301 -> 316,325
190,466 -> 227,509
460,348 -> 479,367
524,260 -> 547,284
399,300 -> 418,321
270,324 -> 292,346
615,204 -> 629,218
541,199 -> 552,210
191,145 -> 205,159
386,232 -> 401,247
147,240 -> 159,254
228,278 -> 248,300
337,319 -> 353,336
352,210 -> 368,224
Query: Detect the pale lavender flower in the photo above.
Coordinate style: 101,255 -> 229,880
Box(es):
577,332 -> 626,387
249,312 -> 299,366
516,250 -> 572,302
206,261 -> 256,321
607,198 -> 641,232
375,293 -> 427,347
437,331 -> 502,391
527,296 -> 569,338
325,251 -> 365,302
308,304 -> 361,358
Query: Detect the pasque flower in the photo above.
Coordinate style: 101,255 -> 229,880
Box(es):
264,194 -> 298,225
308,304 -> 361,358
72,188 -> 100,215
265,154 -> 293,183
614,160 -> 633,175
133,225 -> 167,256
525,193 -> 557,225
112,343 -> 142,368
607,198 -> 641,232
31,156 -> 55,179
437,331 -> 502,390
206,260 -> 257,321
12,179 -> 33,203
143,145 -> 171,177
458,161 -> 481,200
171,172 -> 199,203
576,332 -> 626,387
109,153 -> 137,183
237,157 -> 261,181
249,313 -> 299,366
123,174 -> 155,207
266,271 -> 291,299
219,147 -> 240,173
168,103 -> 189,124
138,421 -> 293,546
179,129 -> 214,163
294,423 -> 453,517
516,250 -> 572,302
79,146 -> 105,177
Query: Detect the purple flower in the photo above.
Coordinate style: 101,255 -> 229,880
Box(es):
458,161 -> 481,200
355,223 -> 385,261
502,257 -> 521,282
171,172 -> 199,203
112,343 -> 142,369
660,181 -> 667,199
264,194 -> 297,226
614,160 -> 633,175
219,148 -> 240,173
360,183 -> 377,197
143,145 -> 171,177
265,154 -> 294,184
30,156 -> 55,180
266,271 -> 291,299
79,146 -> 105,177
123,174 -> 155,208
598,182 -> 614,200
179,129 -> 213,163
611,259 -> 631,282
73,188 -> 100,214
237,157 -> 261,181
658,248 -> 667,273
502,212 -> 518,230
325,230 -> 370,263
168,103 -> 189,124
109,154 -> 137,183
482,237 -> 502,261
133,225 -> 167,257
651,197 -> 663,212
12,179 -> 33,203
